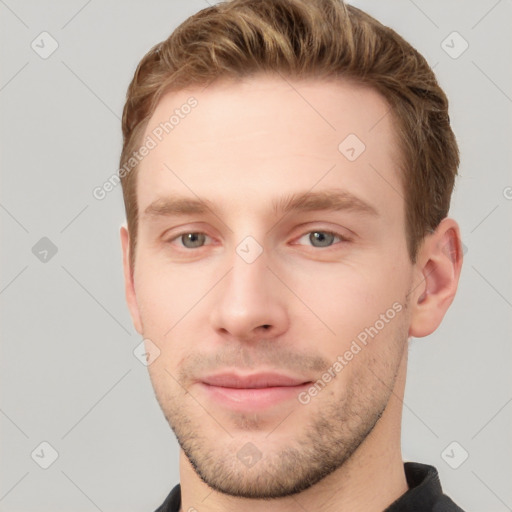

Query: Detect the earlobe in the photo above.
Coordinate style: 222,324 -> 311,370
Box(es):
120,225 -> 143,335
408,218 -> 463,338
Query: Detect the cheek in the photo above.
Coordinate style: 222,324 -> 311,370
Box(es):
133,260 -> 219,375
292,263 -> 408,351
134,260 -> 202,332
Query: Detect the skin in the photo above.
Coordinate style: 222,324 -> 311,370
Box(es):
120,75 -> 463,512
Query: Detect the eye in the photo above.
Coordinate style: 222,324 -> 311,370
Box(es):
168,232 -> 210,249
296,230 -> 348,248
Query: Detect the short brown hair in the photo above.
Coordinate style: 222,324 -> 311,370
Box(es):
120,0 -> 459,270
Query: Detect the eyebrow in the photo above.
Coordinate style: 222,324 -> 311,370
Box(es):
142,189 -> 379,220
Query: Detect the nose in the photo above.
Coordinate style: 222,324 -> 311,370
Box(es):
209,244 -> 290,343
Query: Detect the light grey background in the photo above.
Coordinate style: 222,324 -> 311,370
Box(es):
1,1 -> 511,511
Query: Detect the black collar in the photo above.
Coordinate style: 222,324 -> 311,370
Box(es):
384,462 -> 463,511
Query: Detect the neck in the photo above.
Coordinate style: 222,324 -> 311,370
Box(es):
179,349 -> 409,512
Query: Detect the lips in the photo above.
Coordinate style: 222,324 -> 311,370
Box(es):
201,372 -> 311,389
198,372 -> 312,411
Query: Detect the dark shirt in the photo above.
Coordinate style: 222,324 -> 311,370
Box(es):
154,462 -> 466,512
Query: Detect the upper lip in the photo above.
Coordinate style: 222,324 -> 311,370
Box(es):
201,372 -> 311,389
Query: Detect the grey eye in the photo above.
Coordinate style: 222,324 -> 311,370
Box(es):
309,231 -> 336,247
180,233 -> 207,248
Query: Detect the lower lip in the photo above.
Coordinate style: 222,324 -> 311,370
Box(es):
198,382 -> 311,411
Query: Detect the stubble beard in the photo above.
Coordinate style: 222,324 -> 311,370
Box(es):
151,335 -> 407,499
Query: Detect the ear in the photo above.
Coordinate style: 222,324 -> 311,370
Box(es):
120,225 -> 143,335
408,217 -> 464,338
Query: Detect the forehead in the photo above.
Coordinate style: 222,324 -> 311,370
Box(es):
136,75 -> 403,224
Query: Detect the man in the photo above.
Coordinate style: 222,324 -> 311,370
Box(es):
119,0 -> 466,510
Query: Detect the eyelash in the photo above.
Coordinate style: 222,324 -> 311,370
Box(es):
165,229 -> 350,250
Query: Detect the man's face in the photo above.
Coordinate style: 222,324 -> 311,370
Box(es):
124,76 -> 416,498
